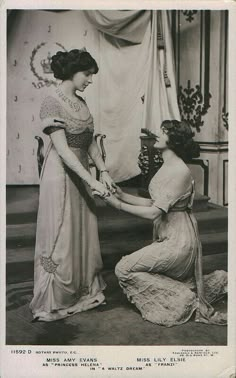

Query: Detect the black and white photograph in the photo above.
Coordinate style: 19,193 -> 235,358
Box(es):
1,1 -> 236,377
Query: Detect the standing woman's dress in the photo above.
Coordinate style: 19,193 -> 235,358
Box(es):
115,167 -> 227,327
30,95 -> 106,321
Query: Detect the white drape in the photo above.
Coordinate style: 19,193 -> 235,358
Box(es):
84,10 -> 180,182
142,11 -> 180,133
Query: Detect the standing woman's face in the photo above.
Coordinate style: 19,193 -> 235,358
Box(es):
154,127 -> 169,150
72,69 -> 94,92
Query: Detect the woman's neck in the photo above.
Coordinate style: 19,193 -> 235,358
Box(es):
162,149 -> 179,165
59,80 -> 76,98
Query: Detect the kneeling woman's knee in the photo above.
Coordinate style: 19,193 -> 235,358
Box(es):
115,257 -> 130,279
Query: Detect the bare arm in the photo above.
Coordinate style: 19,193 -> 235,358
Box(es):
88,137 -> 116,191
115,186 -> 153,206
120,202 -> 162,221
104,193 -> 162,221
88,138 -> 106,171
119,192 -> 153,207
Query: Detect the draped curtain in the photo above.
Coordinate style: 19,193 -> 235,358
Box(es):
84,10 -> 180,182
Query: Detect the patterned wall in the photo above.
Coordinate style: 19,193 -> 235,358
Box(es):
172,10 -> 228,140
7,10 -> 100,184
171,10 -> 228,205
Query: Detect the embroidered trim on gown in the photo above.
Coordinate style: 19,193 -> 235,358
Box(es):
115,169 -> 227,327
30,95 -> 106,321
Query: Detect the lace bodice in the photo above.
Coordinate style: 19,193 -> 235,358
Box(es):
40,95 -> 94,150
40,95 -> 94,134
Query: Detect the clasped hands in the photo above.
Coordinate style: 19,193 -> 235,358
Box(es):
91,173 -> 123,209
91,171 -> 116,198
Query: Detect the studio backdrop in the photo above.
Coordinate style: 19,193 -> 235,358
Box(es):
7,10 -> 179,184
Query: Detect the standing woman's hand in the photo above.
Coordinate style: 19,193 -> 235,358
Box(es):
100,171 -> 117,193
90,179 -> 110,198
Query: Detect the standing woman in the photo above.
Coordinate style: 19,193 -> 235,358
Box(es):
30,49 -> 115,321
104,120 -> 227,327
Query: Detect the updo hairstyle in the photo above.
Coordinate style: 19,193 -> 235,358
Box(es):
51,49 -> 99,80
161,120 -> 200,162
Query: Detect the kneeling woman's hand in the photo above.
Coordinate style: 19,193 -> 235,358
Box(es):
113,185 -> 124,200
103,193 -> 121,210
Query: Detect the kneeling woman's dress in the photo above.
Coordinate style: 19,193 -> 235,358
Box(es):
115,168 -> 227,327
30,95 -> 106,321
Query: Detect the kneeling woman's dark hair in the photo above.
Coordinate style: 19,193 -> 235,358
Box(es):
161,120 -> 200,162
51,49 -> 99,80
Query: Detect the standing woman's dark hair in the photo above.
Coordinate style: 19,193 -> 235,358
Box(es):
161,120 -> 200,162
51,49 -> 99,80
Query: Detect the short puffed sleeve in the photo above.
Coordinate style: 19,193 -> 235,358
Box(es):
149,174 -> 191,213
39,96 -> 66,135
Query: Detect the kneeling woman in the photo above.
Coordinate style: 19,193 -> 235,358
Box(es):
104,120 -> 227,327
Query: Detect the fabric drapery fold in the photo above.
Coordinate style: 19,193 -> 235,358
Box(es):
142,11 -> 180,134
83,10 -> 151,44
84,10 -> 180,182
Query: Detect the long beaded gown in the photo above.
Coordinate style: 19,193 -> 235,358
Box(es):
30,95 -> 106,321
115,167 -> 227,327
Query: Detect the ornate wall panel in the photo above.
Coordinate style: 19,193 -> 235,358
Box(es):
171,10 -> 228,205
171,10 -> 228,142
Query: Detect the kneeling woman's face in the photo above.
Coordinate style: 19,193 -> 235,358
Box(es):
154,127 -> 169,150
72,69 -> 95,92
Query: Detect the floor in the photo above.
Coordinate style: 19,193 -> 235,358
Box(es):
6,270 -> 227,346
5,186 -> 228,346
